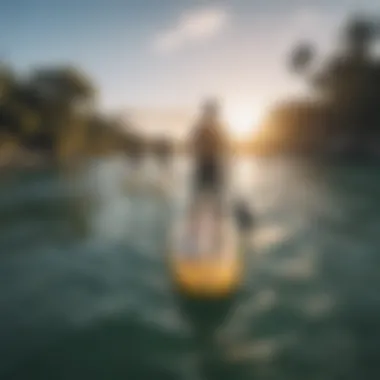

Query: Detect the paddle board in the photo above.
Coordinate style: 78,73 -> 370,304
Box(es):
169,196 -> 243,298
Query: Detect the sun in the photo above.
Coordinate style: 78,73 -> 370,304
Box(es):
224,104 -> 263,140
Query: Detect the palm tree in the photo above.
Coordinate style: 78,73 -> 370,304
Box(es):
289,42 -> 315,74
344,16 -> 379,59
287,15 -> 380,154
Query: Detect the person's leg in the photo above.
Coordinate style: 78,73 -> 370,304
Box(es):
234,199 -> 255,232
193,159 -> 223,194
193,161 -> 208,193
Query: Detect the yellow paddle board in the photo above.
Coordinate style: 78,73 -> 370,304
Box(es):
169,199 -> 243,298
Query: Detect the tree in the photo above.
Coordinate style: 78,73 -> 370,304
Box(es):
0,62 -> 145,162
284,15 -> 380,156
290,42 -> 315,74
344,17 -> 380,59
27,66 -> 96,154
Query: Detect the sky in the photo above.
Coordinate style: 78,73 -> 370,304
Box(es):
0,0 -> 378,137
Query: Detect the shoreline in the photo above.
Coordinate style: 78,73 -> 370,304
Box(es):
1,148 -> 380,171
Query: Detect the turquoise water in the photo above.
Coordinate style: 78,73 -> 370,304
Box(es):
1,157 -> 380,379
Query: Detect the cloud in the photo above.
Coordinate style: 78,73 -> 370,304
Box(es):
153,7 -> 229,53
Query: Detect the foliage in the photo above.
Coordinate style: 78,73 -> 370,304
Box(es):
263,15 -> 380,158
0,63 -> 150,162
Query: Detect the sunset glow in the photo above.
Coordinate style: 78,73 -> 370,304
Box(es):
224,104 -> 263,140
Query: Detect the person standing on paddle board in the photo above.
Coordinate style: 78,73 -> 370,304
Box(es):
189,99 -> 230,197
189,99 -> 255,232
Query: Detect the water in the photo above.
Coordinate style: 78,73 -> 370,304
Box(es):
1,157 -> 380,379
